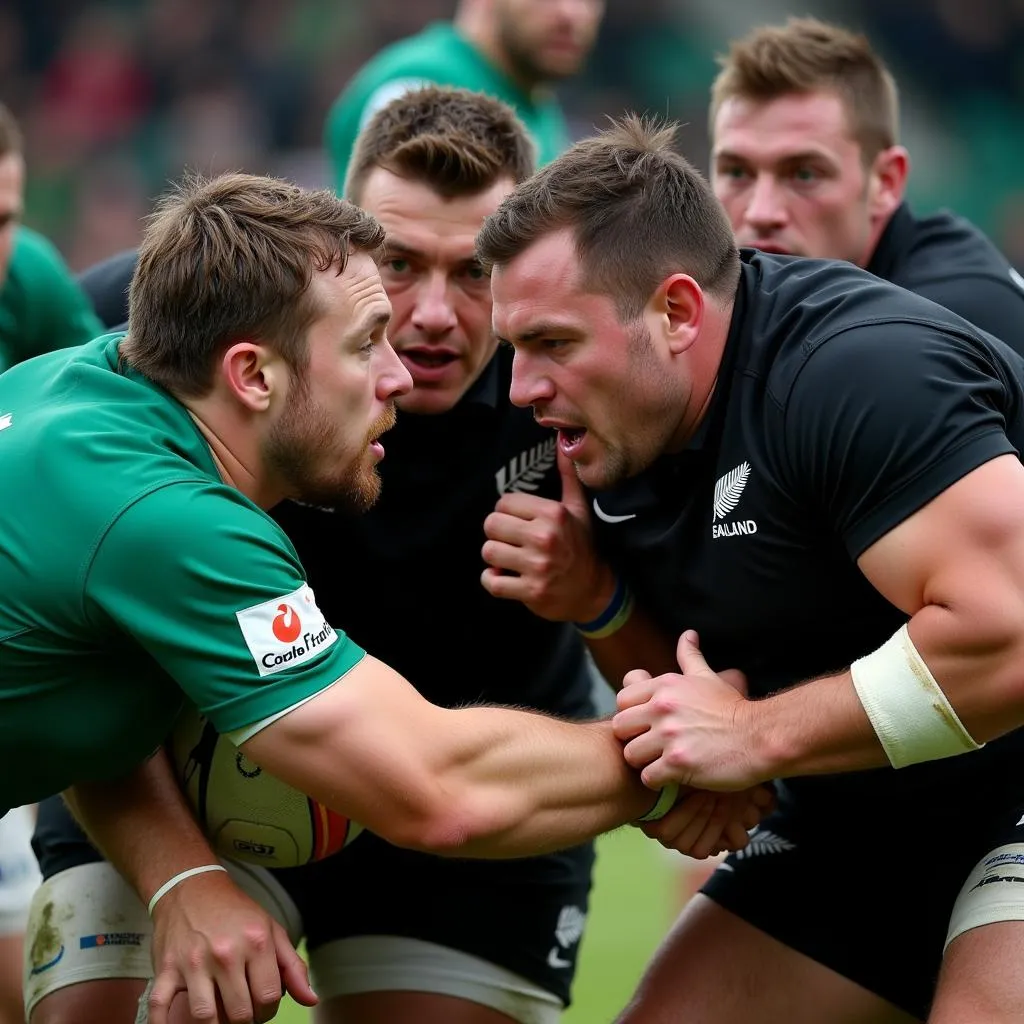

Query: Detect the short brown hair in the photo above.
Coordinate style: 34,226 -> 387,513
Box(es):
123,172 -> 385,397
0,103 -> 23,160
345,85 -> 536,202
710,18 -> 899,160
476,115 -> 740,320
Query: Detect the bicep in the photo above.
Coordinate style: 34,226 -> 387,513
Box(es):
858,454 -> 1024,636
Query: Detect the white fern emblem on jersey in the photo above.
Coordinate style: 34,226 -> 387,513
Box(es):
554,905 -> 586,948
733,829 -> 796,860
713,461 -> 751,521
495,438 -> 557,495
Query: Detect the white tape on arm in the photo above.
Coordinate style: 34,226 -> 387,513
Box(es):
850,623 -> 984,769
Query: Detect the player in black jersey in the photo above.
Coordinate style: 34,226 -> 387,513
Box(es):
480,115 -> 1024,1023
24,92 -> 766,1024
710,17 -> 1024,350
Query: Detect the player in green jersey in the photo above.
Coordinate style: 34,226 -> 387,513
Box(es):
0,170 -> 765,1024
324,0 -> 605,192
0,103 -> 103,373
0,100 -> 103,1024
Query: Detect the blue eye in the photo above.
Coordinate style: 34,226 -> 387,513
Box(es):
790,166 -> 819,183
385,258 -> 411,273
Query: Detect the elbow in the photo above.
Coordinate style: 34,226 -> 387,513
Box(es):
373,787 -> 512,856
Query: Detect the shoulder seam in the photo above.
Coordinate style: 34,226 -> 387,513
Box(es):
79,477 -> 217,628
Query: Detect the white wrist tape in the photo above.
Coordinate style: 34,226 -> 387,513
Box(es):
850,623 -> 984,769
147,864 -> 227,915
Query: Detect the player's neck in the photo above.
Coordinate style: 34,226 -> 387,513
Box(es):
183,401 -> 284,510
666,304 -> 734,452
454,8 -> 545,95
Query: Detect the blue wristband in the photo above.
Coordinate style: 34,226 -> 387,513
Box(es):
575,577 -> 634,639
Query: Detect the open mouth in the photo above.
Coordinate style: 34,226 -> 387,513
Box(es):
557,427 -> 587,456
401,350 -> 458,370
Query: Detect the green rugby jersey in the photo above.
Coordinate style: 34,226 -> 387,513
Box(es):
0,334 -> 365,808
0,226 -> 104,373
324,21 -> 569,194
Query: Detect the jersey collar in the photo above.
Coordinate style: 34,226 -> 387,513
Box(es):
865,202 -> 913,284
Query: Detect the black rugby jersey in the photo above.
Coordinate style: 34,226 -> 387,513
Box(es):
274,346 -> 594,717
76,249 -> 136,331
78,252 -> 594,719
592,250 -> 1024,807
867,202 -> 1024,351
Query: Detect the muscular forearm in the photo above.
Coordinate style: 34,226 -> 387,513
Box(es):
244,662 -> 662,859
66,748 -> 221,905
432,711 -> 659,857
750,605 -> 1024,780
745,670 -> 887,779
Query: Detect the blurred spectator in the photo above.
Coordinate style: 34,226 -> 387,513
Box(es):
3,0 -> 1021,271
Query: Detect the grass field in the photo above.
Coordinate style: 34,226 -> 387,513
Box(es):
273,827 -> 678,1023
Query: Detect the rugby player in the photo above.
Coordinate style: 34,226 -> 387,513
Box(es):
709,17 -> 1024,345
20,88 -> 765,1024
480,115 -> 1024,1023
324,0 -> 605,190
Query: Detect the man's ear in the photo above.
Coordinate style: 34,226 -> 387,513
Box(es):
219,342 -> 279,412
868,145 -> 909,222
656,274 -> 705,356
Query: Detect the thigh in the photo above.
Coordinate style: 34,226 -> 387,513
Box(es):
617,894 -> 916,1024
320,991 -> 529,1024
279,833 -> 594,1007
30,979 -> 149,1024
23,862 -> 152,1021
931,810 -> 1024,1023
312,937 -> 563,1024
695,799 -> 978,1020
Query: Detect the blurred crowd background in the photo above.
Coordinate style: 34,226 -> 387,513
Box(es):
4,0 -> 1024,272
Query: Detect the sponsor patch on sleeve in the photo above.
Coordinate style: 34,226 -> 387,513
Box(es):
236,584 -> 338,677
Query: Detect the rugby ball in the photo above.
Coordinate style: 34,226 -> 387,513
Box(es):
168,703 -> 364,869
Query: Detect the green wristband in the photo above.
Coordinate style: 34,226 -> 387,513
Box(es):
633,782 -> 680,823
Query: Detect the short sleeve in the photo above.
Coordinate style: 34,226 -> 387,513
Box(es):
85,482 -> 366,733
911,274 -> 1024,353
782,322 -> 1020,558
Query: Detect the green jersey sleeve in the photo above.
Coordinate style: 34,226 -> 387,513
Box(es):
85,480 -> 366,734
0,227 -> 104,370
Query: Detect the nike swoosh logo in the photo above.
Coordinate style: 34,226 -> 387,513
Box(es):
30,944 -> 65,975
592,498 -> 637,524
547,945 -> 573,969
0,413 -> 12,430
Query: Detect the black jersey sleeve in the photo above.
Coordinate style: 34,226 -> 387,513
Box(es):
780,321 -> 1021,559
910,273 -> 1024,357
76,249 -> 137,330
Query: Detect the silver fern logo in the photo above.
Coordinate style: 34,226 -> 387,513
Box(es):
547,904 -> 586,970
733,828 -> 796,860
713,461 -> 751,520
712,461 -> 758,539
495,438 -> 557,495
